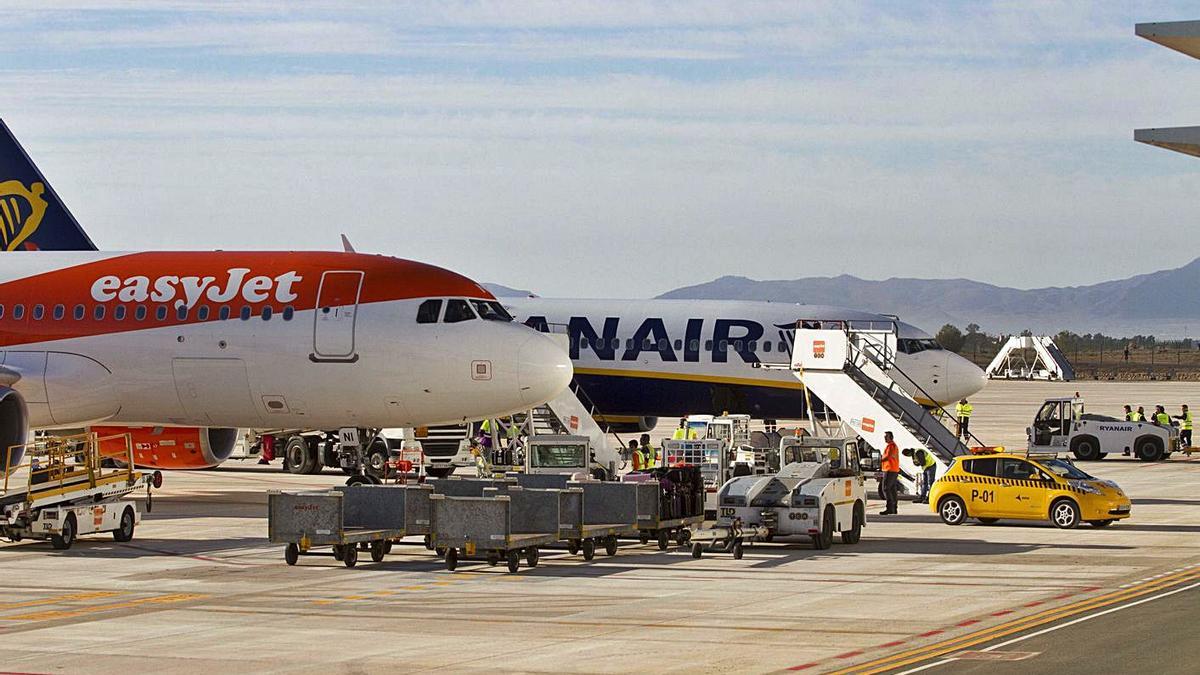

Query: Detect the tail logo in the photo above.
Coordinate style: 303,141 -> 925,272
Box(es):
0,180 -> 48,251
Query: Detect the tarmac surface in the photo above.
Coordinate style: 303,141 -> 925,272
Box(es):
0,380 -> 1198,674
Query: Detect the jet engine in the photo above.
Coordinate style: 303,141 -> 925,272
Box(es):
91,425 -> 240,470
0,387 -> 29,473
599,416 -> 659,434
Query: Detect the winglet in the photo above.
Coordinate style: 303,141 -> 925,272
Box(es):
340,234 -> 356,253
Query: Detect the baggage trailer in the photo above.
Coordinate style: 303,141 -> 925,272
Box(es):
626,466 -> 706,549
1,432 -> 161,550
562,481 -> 639,558
268,486 -> 418,567
430,490 -> 561,573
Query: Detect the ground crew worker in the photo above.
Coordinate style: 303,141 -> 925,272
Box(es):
470,442 -> 491,478
628,439 -> 642,470
1137,406 -> 1147,422
1153,405 -> 1171,425
880,431 -> 900,516
903,447 -> 937,504
1123,405 -> 1141,422
639,433 -> 657,469
955,398 -> 973,440
1175,405 -> 1193,447
672,418 -> 696,440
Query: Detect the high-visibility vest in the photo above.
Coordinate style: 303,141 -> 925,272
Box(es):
919,448 -> 937,469
1182,412 -> 1193,430
672,428 -> 691,440
1125,411 -> 1140,421
641,445 -> 657,468
481,419 -> 493,434
956,403 -> 973,418
881,442 -> 900,472
1156,412 -> 1171,425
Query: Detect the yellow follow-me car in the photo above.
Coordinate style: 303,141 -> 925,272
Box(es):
930,451 -> 1131,529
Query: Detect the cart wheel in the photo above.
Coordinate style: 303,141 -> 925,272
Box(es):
567,540 -> 580,555
343,545 -> 359,568
424,534 -> 433,550
604,536 -> 618,557
656,530 -> 669,551
333,545 -> 345,561
113,506 -> 136,542
445,548 -> 458,571
639,532 -> 649,545
676,529 -> 690,547
383,541 -> 393,555
526,546 -> 540,568
487,553 -> 499,566
691,543 -> 703,559
435,547 -> 447,558
582,538 -> 596,561
370,541 -> 386,563
733,539 -> 744,560
506,550 -> 520,573
51,513 -> 76,551
285,543 -> 299,566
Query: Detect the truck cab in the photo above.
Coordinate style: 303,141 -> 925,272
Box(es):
524,435 -> 592,477
1027,396 -> 1179,462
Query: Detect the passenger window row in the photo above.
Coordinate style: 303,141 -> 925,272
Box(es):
0,303 -> 297,323
576,337 -> 792,353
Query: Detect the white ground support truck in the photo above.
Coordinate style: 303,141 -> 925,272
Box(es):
688,436 -> 867,557
1,432 -> 161,550
1029,397 -> 1181,462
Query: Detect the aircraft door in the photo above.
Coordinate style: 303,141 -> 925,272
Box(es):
313,271 -> 364,362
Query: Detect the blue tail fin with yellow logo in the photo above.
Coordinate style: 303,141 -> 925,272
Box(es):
0,119 -> 97,251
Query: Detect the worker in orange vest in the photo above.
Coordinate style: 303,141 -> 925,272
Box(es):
880,431 -> 900,516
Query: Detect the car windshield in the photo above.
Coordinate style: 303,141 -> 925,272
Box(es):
1040,458 -> 1093,480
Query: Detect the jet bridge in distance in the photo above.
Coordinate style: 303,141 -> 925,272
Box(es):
985,335 -> 1076,382
781,323 -> 977,495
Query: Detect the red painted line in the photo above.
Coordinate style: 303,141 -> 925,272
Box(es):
917,629 -> 945,637
990,609 -> 1014,617
835,650 -> 864,659
787,663 -> 819,671
956,619 -> 981,627
1082,586 -> 1101,592
1024,600 -> 1044,607
877,640 -> 907,648
1051,593 -> 1074,600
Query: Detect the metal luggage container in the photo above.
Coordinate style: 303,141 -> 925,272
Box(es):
561,480 -> 639,558
629,471 -> 706,550
430,488 -> 560,573
509,473 -> 572,489
431,476 -> 516,497
268,487 -> 407,568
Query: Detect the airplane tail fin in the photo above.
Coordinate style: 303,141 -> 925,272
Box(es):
0,119 -> 97,251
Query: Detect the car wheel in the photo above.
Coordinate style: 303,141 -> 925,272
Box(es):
811,505 -> 834,549
1051,498 -> 1081,529
938,495 -> 967,526
284,436 -> 314,474
113,506 -> 135,542
1070,436 -> 1100,461
841,501 -> 864,544
1135,437 -> 1164,462
51,513 -> 76,550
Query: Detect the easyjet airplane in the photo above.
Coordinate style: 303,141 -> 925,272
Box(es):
0,120 -> 572,471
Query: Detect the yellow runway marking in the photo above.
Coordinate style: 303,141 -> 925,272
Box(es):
7,593 -> 206,622
829,566 -> 1200,674
0,591 -> 123,611
400,586 -> 427,591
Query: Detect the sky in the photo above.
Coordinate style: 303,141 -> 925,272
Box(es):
2,1 -> 1199,298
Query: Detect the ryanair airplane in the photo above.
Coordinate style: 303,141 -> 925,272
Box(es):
503,297 -> 987,431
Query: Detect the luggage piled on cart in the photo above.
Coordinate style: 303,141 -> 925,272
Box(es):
624,466 -> 705,549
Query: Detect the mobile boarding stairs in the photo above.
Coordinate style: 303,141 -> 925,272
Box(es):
985,335 -> 1075,381
766,323 -> 982,496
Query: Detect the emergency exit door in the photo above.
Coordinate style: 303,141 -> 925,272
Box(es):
312,271 -> 364,362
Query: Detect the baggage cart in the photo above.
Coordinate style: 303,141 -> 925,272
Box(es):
268,487 -> 410,567
430,489 -> 560,573
560,481 -> 639,559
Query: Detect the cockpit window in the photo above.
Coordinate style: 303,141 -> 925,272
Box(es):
920,339 -> 943,351
471,299 -> 513,322
897,338 -> 942,354
444,299 -> 476,323
416,299 -> 442,324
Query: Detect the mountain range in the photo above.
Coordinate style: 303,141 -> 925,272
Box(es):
487,258 -> 1200,338
656,258 -> 1200,338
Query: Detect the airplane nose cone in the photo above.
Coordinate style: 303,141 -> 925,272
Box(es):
517,334 -> 573,406
947,353 -> 988,400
